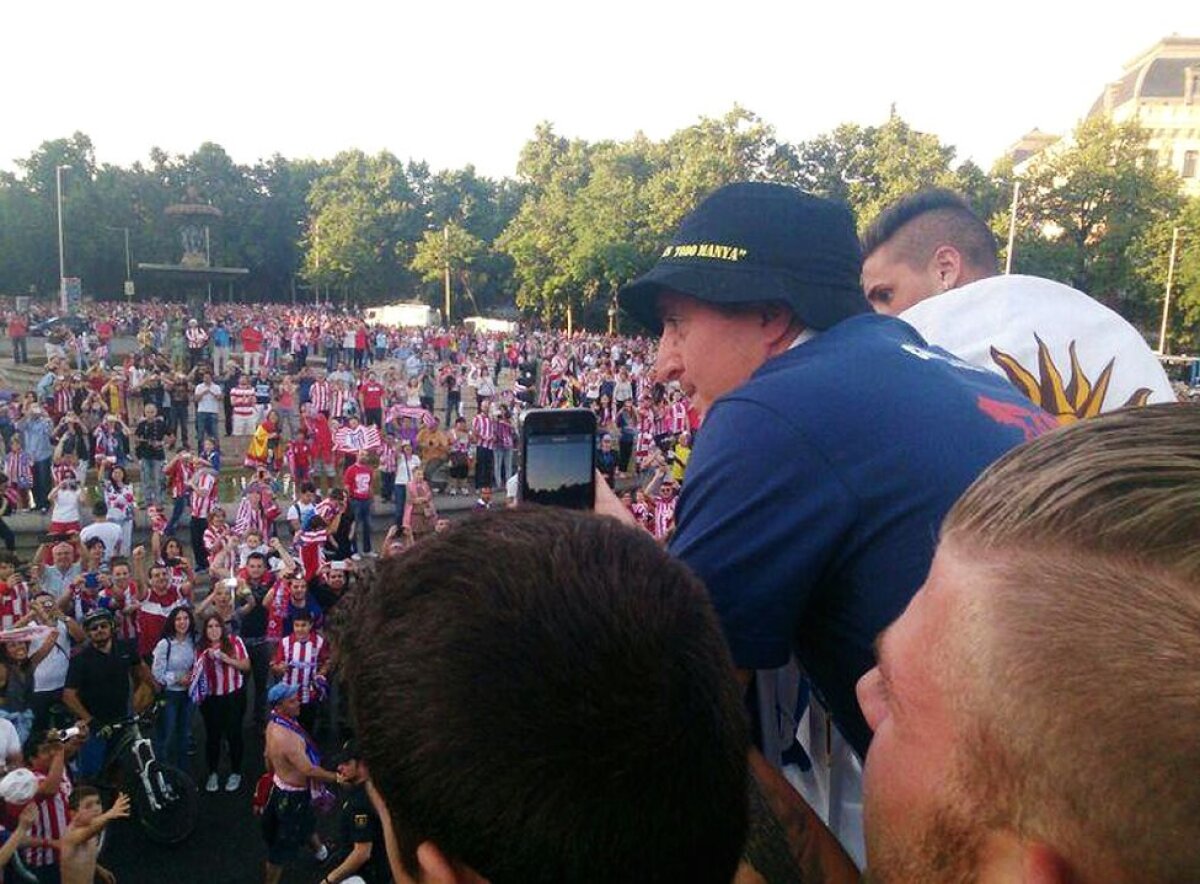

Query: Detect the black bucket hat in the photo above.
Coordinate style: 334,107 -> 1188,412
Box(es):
619,182 -> 869,334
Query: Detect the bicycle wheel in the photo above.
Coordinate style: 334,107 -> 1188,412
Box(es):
128,762 -> 198,844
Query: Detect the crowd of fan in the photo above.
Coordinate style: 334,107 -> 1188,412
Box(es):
0,301 -> 698,881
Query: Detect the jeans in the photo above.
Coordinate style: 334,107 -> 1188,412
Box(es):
141,457 -> 164,505
494,447 -> 514,488
196,412 -> 218,444
166,404 -> 189,445
155,689 -> 191,768
0,518 -> 13,551
33,458 -> 52,510
164,491 -> 190,535
392,483 -> 408,527
350,497 -> 372,553
277,408 -> 299,440
12,337 -> 27,364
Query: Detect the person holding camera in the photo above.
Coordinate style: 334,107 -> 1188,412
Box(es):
46,478 -> 86,538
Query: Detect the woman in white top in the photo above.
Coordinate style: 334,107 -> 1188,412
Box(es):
48,477 -> 87,534
151,607 -> 196,769
104,465 -> 137,556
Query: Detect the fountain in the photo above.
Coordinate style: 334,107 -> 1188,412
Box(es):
136,186 -> 248,306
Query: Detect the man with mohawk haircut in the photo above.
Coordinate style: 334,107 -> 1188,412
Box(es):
860,188 -> 1174,419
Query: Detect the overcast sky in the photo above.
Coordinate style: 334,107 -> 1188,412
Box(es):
3,1 -> 1197,180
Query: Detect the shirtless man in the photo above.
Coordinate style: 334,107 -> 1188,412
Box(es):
262,682 -> 339,884
58,788 -> 129,884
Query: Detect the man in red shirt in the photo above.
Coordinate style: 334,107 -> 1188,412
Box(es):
7,315 -> 28,365
342,451 -> 374,555
241,325 -> 265,375
357,372 -> 385,429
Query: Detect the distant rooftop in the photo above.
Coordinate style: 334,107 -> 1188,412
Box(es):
1088,35 -> 1200,117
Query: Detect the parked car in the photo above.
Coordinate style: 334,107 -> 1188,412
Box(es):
29,315 -> 91,337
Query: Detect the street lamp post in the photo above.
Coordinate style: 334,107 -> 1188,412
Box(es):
1157,226 -> 1184,355
1004,180 -> 1021,275
443,224 -> 452,325
105,226 -> 132,300
56,164 -> 71,312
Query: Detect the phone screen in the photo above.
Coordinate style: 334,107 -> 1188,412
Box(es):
522,431 -> 595,509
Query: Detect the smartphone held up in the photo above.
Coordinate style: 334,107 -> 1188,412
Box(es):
519,409 -> 596,510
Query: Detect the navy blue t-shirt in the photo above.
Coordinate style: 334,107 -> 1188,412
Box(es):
669,315 -> 1055,756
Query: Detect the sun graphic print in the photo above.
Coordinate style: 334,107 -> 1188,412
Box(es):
990,336 -> 1153,423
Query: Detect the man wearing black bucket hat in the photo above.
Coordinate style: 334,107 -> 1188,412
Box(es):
612,182 -> 1055,859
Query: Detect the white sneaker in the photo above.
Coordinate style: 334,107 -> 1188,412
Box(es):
205,773 -> 219,792
225,773 -> 242,792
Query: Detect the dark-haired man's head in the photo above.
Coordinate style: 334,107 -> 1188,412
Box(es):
860,188 -> 999,315
341,507 -> 749,884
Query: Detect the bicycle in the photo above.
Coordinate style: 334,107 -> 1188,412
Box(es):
97,705 -> 198,844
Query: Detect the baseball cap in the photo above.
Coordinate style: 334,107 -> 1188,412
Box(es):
0,768 -> 37,804
267,682 -> 300,706
619,182 -> 869,334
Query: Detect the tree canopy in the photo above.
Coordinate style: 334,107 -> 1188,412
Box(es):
0,108 -> 1194,342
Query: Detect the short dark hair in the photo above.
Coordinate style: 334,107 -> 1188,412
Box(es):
69,785 -> 100,811
861,188 -> 998,273
340,507 -> 749,884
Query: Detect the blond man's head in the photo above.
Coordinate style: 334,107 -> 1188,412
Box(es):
859,404 -> 1200,883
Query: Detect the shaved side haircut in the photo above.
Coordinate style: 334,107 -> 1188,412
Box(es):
940,404 -> 1200,882
861,189 -> 999,274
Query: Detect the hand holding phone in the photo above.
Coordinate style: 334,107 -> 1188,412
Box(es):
519,409 -> 597,510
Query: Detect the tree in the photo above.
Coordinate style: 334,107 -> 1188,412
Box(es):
410,223 -> 491,318
1014,117 -> 1182,318
795,112 -> 965,228
301,150 -> 423,303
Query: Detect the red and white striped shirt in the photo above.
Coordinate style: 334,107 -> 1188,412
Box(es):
203,524 -> 231,557
378,444 -> 398,473
25,769 -> 71,867
99,582 -> 139,642
53,386 -> 73,418
330,388 -> 350,419
666,401 -> 689,435
4,452 -> 32,488
166,457 -> 194,497
137,587 -> 184,658
229,387 -> 257,417
308,381 -> 330,414
199,637 -> 248,696
272,633 -> 328,704
471,414 -> 496,447
653,497 -> 677,541
314,498 -> 342,523
185,327 -> 208,349
0,581 -> 28,631
295,529 -> 328,581
189,471 -> 219,519
234,497 -> 268,538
